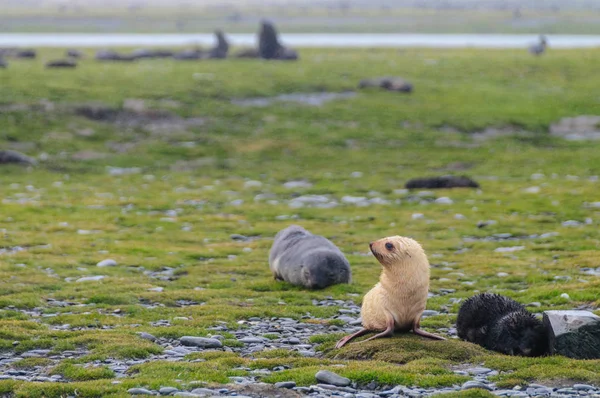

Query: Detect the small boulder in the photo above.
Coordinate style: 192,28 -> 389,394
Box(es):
359,77 -> 413,93
96,259 -> 117,267
543,310 -> 600,359
315,370 -> 351,387
66,49 -> 83,58
180,336 -> 222,348
0,150 -> 36,166
405,175 -> 479,189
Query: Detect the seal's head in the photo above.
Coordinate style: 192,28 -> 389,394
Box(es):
490,311 -> 549,357
300,251 -> 351,289
369,236 -> 426,267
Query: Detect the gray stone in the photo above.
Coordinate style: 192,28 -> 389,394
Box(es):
159,387 -> 180,395
179,336 -> 223,348
173,393 -> 202,397
462,381 -> 493,391
315,370 -> 351,387
466,367 -> 492,375
138,332 -> 157,342
275,381 -> 296,389
238,337 -> 263,344
543,310 -> 600,359
75,275 -> 106,282
128,388 -> 156,395
190,388 -> 217,395
573,384 -> 595,391
97,259 -> 117,267
526,387 -> 553,396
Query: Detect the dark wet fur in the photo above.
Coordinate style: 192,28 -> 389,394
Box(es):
405,175 -> 479,189
269,225 -> 351,289
457,293 -> 548,356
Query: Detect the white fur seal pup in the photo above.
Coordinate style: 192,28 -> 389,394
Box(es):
269,225 -> 351,289
336,236 -> 445,348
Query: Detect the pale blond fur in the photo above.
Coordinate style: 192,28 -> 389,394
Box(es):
361,236 -> 430,331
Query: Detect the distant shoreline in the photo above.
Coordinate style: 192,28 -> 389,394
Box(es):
2,33 -> 600,48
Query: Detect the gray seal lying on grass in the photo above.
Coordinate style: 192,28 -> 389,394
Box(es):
269,225 -> 351,289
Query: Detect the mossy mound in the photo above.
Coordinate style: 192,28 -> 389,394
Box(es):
327,334 -> 489,364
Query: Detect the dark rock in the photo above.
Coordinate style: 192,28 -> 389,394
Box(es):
230,234 -> 248,241
274,381 -> 296,389
66,49 -> 83,58
406,175 -> 480,189
45,59 -> 77,68
359,77 -> 413,93
0,58 -> 7,68
543,310 -> 600,359
315,370 -> 351,387
180,336 -> 223,348
0,150 -> 36,166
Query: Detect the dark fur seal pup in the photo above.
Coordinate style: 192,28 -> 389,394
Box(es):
269,225 -> 351,289
405,175 -> 479,189
457,293 -> 548,356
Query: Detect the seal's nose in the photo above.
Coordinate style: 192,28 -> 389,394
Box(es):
369,242 -> 374,249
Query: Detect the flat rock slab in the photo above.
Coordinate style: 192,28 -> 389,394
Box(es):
179,336 -> 223,348
543,310 -> 600,359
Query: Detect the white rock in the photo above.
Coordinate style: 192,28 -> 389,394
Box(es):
523,186 -> 541,194
412,213 -> 425,220
562,220 -> 581,227
531,173 -> 545,180
350,171 -> 363,178
96,259 -> 117,267
560,293 -> 570,300
494,246 -> 525,253
497,272 -> 509,277
283,180 -> 313,189
244,180 -> 262,188
435,197 -> 453,205
76,275 -> 106,282
454,214 -> 466,220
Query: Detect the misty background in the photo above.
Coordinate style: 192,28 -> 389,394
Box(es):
2,0 -> 600,35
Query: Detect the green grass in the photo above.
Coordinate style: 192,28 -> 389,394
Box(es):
0,47 -> 599,396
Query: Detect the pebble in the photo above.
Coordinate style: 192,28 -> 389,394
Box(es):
435,197 -> 453,204
315,370 -> 351,387
97,259 -> 117,267
128,388 -> 156,395
159,387 -> 180,395
562,220 -> 581,227
75,275 -> 106,282
494,246 -> 525,253
573,384 -> 595,391
462,381 -> 493,391
466,367 -> 492,375
179,336 -> 223,348
190,388 -> 217,395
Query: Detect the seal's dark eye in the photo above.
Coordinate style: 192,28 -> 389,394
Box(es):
385,242 -> 394,251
